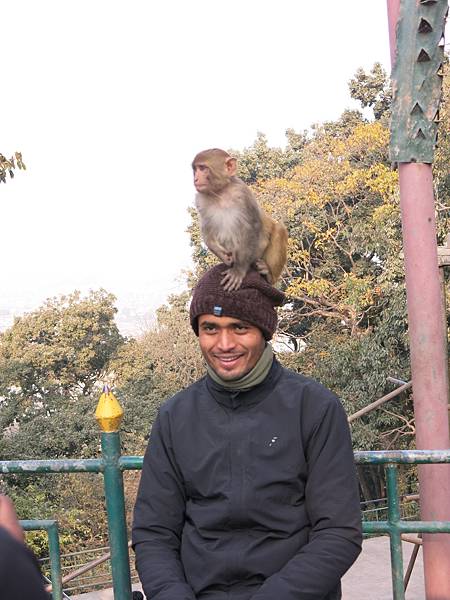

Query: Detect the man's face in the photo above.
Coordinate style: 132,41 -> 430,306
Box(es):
198,314 -> 266,381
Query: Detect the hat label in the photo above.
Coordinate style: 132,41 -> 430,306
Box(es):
213,305 -> 223,316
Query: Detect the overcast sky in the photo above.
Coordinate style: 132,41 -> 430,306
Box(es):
1,1 -> 392,320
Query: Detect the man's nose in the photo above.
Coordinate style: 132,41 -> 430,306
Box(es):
216,329 -> 235,351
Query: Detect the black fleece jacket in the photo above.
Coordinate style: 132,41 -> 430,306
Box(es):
132,359 -> 362,600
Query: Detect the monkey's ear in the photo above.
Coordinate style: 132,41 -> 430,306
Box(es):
225,157 -> 237,176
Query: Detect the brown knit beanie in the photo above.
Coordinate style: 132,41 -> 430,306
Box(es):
190,264 -> 285,340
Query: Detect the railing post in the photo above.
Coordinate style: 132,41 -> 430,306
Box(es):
386,465 -> 404,600
47,522 -> 63,600
96,386 -> 132,600
21,520 -> 63,600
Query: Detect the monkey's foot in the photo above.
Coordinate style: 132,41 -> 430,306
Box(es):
255,259 -> 270,276
221,268 -> 244,292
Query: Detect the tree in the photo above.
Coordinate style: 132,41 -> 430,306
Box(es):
0,289 -> 124,456
348,62 -> 392,122
0,290 -> 125,555
253,117 -> 418,467
311,109 -> 366,140
434,57 -> 450,210
0,290 -> 123,401
229,131 -> 306,184
0,152 -> 26,184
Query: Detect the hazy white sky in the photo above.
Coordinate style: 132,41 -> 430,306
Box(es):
1,1 -> 392,318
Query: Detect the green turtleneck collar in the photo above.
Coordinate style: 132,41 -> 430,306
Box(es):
206,344 -> 274,391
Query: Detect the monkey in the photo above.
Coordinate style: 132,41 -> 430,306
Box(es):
192,148 -> 288,291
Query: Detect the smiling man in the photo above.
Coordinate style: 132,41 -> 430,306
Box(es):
132,264 -> 362,600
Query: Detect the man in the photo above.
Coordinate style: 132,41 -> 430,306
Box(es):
132,265 -> 362,600
0,495 -> 49,600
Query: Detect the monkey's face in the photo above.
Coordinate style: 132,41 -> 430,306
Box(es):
193,161 -> 228,194
193,163 -> 211,193
193,152 -> 236,194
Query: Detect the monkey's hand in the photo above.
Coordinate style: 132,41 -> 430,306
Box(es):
207,241 -> 234,267
221,267 -> 245,291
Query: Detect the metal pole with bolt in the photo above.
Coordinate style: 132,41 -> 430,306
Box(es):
95,385 -> 132,600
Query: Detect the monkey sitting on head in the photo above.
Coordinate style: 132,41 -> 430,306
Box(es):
192,148 -> 288,291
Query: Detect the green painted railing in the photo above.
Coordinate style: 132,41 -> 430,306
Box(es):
20,519 -> 63,600
0,427 -> 133,600
355,450 -> 450,600
1,434 -> 450,599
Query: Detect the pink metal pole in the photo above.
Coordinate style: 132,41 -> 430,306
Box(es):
386,0 -> 401,66
399,164 -> 450,599
387,3 -> 450,598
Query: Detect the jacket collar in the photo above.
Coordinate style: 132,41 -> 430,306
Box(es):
205,358 -> 283,410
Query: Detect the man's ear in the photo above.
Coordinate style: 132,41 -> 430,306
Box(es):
225,157 -> 237,176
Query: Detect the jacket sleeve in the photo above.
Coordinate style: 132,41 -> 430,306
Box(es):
0,527 -> 49,600
250,386 -> 362,600
132,411 -> 196,600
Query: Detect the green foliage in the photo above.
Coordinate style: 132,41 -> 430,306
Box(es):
0,394 -> 101,461
229,131 -> 306,184
7,474 -> 109,558
348,62 -> 392,121
311,109 -> 366,140
434,58 -> 450,208
0,289 -> 124,408
0,290 -> 125,554
0,289 -> 124,454
258,120 -> 400,339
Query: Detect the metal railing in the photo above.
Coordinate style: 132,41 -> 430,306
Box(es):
20,519 -> 63,599
39,543 -> 140,595
0,391 -> 449,600
355,450 -> 450,600
0,433 -> 134,600
361,494 -> 420,523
